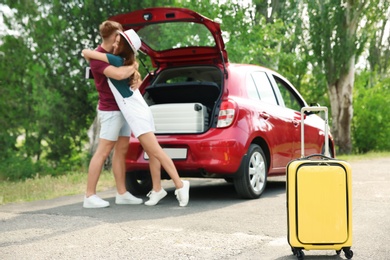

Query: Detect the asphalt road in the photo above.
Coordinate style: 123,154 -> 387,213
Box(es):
1,157 -> 389,260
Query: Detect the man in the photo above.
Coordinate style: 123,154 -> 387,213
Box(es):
83,21 -> 142,208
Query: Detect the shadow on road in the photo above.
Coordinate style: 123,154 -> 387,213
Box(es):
0,178 -> 287,251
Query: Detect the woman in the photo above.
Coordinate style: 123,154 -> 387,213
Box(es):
82,29 -> 190,207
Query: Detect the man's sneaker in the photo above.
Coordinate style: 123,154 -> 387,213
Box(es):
115,191 -> 143,205
144,189 -> 168,206
83,195 -> 110,208
175,180 -> 190,207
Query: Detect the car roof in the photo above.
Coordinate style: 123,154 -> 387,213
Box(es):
109,7 -> 228,68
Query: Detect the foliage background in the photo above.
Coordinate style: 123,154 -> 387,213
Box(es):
0,0 -> 389,180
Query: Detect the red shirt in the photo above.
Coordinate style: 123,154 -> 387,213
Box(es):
90,45 -> 120,111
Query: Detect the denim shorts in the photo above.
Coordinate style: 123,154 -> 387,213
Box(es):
98,110 -> 131,141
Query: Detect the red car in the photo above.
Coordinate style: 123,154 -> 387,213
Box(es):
109,7 -> 335,199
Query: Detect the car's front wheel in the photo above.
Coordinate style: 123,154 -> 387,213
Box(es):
125,171 -> 152,195
322,141 -> 334,158
234,144 -> 268,199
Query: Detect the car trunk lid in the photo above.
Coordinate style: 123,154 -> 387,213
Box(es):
109,7 -> 228,70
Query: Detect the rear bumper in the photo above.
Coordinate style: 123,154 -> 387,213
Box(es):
125,129 -> 247,175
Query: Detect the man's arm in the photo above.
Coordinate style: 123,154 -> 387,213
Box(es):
82,49 -> 137,80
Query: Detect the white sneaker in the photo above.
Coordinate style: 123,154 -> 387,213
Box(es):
175,180 -> 190,207
115,191 -> 143,205
144,189 -> 168,206
83,195 -> 110,208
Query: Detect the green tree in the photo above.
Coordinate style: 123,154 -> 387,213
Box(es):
306,0 -> 381,154
352,1 -> 390,153
353,72 -> 390,152
0,0 -> 174,179
1,0 -> 389,181
366,0 -> 390,76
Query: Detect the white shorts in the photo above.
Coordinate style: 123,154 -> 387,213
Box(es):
108,80 -> 155,138
98,110 -> 131,141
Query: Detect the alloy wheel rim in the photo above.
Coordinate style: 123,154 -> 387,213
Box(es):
249,151 -> 266,193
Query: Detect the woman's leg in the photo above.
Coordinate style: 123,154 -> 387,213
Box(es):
148,155 -> 163,191
138,132 -> 190,207
138,132 -> 183,189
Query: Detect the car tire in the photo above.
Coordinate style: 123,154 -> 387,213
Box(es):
234,144 -> 268,199
322,141 -> 334,158
125,171 -> 153,195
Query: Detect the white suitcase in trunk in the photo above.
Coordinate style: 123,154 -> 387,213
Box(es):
150,103 -> 208,133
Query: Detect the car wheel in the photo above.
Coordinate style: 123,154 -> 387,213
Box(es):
125,171 -> 152,195
234,144 -> 268,199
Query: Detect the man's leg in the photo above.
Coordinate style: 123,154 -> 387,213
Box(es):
113,135 -> 143,205
84,110 -> 122,208
86,138 -> 116,197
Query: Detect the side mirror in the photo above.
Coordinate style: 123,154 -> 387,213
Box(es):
308,103 -> 321,114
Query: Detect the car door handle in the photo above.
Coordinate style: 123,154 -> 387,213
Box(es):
292,119 -> 299,127
259,112 -> 269,120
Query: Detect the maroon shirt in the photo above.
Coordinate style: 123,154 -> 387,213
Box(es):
90,45 -> 120,111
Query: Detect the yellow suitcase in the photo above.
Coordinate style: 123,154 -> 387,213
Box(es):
286,107 -> 353,259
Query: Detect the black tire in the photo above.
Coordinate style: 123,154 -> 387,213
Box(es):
224,178 -> 234,183
233,144 -> 268,199
125,171 -> 152,195
322,141 -> 334,158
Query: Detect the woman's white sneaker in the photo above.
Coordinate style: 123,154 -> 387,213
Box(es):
175,180 -> 190,207
144,189 -> 168,206
115,191 -> 143,205
83,195 -> 110,208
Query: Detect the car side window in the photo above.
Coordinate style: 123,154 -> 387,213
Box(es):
273,76 -> 302,111
246,74 -> 261,100
251,72 -> 278,105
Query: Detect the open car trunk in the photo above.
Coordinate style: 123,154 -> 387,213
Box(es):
143,66 -> 223,134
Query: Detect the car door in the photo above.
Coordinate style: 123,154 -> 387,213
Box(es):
249,71 -> 296,170
269,74 -> 320,159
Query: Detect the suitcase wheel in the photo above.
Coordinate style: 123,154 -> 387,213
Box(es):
336,248 -> 353,259
291,247 -> 304,260
343,248 -> 354,259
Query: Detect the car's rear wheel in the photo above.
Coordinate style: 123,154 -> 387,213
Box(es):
125,171 -> 152,195
234,144 -> 268,199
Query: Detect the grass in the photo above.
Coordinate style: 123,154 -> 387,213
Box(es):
336,151 -> 390,161
0,171 -> 115,205
1,151 -> 389,206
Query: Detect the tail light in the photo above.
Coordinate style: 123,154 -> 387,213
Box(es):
217,100 -> 236,128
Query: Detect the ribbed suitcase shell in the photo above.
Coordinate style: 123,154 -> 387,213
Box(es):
286,107 -> 353,259
150,103 -> 208,134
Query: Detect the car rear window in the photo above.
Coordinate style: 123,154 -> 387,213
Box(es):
137,22 -> 216,51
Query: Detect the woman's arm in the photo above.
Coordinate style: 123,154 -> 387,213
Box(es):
130,71 -> 143,90
104,66 -> 136,80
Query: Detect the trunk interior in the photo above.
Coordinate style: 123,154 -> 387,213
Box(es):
143,66 -> 223,134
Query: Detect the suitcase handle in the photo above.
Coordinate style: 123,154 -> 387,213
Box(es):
302,154 -> 333,160
301,106 -> 329,158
